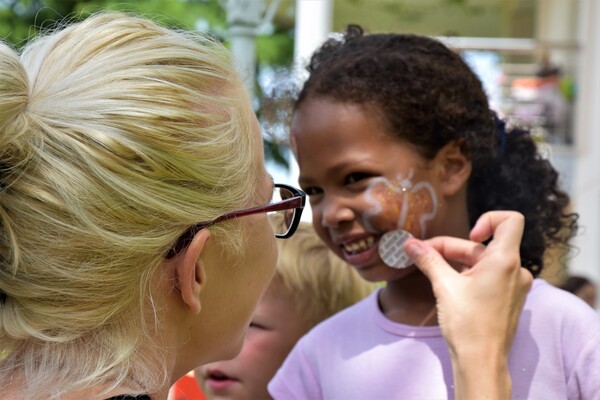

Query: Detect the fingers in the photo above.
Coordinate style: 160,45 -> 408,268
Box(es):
425,236 -> 487,266
404,238 -> 458,283
469,211 -> 525,252
406,211 -> 526,286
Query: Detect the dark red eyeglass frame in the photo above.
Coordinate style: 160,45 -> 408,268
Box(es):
165,183 -> 306,259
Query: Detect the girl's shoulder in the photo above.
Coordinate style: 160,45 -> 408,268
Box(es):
525,278 -> 600,328
300,289 -> 379,342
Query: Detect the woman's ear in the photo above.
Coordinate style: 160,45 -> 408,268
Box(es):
173,229 -> 211,315
436,140 -> 472,197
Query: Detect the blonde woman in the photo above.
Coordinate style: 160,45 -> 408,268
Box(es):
0,12 -> 530,400
0,13 -> 305,399
195,218 -> 374,400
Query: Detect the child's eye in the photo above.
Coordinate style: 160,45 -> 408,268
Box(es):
302,186 -> 322,197
345,172 -> 372,184
249,322 -> 267,330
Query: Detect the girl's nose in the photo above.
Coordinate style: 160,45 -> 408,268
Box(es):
319,196 -> 355,229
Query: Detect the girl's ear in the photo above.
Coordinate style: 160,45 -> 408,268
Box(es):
172,229 -> 211,315
436,140 -> 472,197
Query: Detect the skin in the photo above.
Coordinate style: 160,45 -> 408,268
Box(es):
196,275 -> 311,400
293,98 -> 472,326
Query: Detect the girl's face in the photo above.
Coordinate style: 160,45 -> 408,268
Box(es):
293,98 -> 441,282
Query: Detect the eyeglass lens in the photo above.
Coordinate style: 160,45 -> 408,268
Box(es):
268,186 -> 295,236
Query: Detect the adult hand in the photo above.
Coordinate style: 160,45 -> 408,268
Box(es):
403,211 -> 533,400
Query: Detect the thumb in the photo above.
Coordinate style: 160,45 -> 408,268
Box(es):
404,238 -> 458,285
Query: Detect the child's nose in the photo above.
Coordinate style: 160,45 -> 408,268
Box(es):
320,196 -> 355,229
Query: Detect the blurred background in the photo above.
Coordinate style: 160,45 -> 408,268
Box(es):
2,0 -> 598,291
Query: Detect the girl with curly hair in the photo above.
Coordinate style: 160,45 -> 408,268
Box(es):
269,25 -> 599,399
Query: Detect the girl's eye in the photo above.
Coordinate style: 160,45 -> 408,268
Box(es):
302,186 -> 322,196
346,172 -> 371,184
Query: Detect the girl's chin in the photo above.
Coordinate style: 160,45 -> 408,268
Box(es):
354,262 -> 419,283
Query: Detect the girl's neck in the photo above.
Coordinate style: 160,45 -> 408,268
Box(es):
379,269 -> 438,326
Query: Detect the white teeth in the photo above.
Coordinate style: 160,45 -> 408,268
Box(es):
343,237 -> 376,254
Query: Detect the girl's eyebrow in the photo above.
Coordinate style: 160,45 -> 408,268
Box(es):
298,174 -> 315,189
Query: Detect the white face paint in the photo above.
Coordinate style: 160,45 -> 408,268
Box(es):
361,170 -> 438,268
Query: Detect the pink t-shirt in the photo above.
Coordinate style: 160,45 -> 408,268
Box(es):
269,279 -> 600,400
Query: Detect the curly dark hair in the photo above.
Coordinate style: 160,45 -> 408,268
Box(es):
295,25 -> 578,276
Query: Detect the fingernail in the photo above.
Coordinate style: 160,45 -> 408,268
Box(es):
404,240 -> 424,258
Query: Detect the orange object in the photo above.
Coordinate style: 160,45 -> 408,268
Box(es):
170,372 -> 207,400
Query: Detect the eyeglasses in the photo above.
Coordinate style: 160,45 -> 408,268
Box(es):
166,183 -> 306,258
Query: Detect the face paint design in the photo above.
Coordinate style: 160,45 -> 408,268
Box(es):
363,169 -> 438,239
363,170 -> 438,269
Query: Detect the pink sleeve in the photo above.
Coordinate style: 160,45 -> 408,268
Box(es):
268,338 -> 322,400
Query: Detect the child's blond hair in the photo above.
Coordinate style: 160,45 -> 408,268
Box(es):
271,216 -> 374,328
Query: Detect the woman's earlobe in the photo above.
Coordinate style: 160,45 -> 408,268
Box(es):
174,229 -> 211,314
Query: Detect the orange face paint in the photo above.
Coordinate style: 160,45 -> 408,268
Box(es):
363,170 -> 438,239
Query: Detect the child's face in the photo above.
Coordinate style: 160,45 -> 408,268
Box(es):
196,276 -> 310,400
293,98 -> 442,282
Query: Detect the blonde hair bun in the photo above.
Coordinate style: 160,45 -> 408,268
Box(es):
0,42 -> 31,188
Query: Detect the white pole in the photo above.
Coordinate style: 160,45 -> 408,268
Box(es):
294,0 -> 333,78
221,0 -> 267,94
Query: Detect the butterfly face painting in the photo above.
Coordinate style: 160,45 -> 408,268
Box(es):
362,169 -> 438,238
362,170 -> 438,269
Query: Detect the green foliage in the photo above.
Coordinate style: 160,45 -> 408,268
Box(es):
0,0 -> 81,45
257,31 -> 293,66
0,0 -> 294,169
0,0 -> 231,46
73,0 -> 228,33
